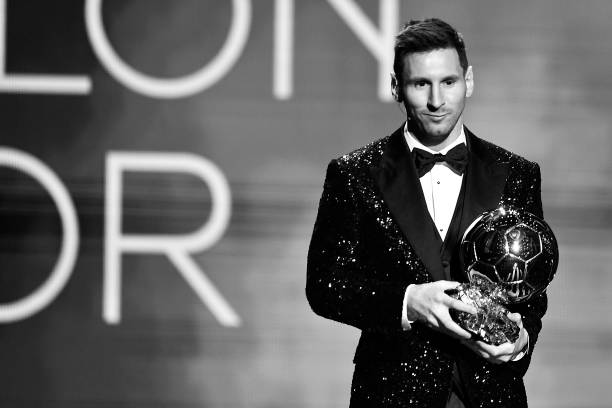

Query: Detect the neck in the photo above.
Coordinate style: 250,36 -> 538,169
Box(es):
409,117 -> 464,152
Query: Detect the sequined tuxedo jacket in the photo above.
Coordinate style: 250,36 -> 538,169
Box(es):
306,125 -> 548,408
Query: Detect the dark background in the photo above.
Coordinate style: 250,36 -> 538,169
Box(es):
0,1 -> 609,407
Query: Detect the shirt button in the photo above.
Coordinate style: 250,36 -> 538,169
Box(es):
436,181 -> 440,184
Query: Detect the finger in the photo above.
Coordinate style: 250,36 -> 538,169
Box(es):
512,329 -> 528,353
474,340 -> 500,354
445,297 -> 477,315
481,347 -> 511,364
436,280 -> 462,291
507,312 -> 522,322
474,340 -> 514,358
507,312 -> 524,328
439,314 -> 473,340
463,341 -> 511,364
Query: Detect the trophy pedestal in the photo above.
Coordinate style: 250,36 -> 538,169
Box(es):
447,276 -> 520,346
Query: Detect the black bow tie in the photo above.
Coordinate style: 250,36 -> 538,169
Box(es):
412,143 -> 468,177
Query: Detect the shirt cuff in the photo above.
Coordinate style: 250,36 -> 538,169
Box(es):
511,330 -> 530,361
401,284 -> 416,330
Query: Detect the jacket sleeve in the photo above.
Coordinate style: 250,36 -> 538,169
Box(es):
506,162 -> 549,376
306,159 -> 407,331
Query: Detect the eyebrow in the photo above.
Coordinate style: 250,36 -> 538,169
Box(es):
407,74 -> 461,83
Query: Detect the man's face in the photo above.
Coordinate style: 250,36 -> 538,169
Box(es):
398,47 -> 473,145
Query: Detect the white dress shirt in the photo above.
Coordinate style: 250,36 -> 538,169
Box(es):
405,125 -> 466,241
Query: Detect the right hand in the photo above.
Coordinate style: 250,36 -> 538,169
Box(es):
405,280 -> 477,340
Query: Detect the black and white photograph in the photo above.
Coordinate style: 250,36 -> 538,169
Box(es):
0,1 -> 608,407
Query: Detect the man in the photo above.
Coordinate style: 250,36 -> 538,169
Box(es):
306,19 -> 547,407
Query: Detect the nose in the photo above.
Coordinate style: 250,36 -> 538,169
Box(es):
427,86 -> 445,111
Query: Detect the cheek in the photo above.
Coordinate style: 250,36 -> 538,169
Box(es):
403,91 -> 427,110
447,86 -> 468,104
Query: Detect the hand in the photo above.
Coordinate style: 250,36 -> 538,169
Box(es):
405,281 -> 477,340
461,312 -> 528,364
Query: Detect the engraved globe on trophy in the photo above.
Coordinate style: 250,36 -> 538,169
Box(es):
449,206 -> 559,345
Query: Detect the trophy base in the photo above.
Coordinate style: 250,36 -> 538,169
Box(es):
447,277 -> 520,346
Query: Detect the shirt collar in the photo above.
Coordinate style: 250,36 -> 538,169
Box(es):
403,122 -> 467,154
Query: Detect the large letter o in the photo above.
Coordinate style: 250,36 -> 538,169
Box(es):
0,148 -> 79,323
85,0 -> 252,99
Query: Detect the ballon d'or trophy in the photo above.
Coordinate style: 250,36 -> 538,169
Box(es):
448,206 -> 559,345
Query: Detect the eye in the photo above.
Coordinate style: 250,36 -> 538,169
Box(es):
443,79 -> 456,86
414,81 -> 427,88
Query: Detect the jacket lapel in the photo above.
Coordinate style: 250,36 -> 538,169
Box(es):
370,125 -> 446,281
458,128 -> 510,237
370,126 -> 510,282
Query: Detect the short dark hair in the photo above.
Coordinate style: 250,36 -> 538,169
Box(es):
393,18 -> 468,83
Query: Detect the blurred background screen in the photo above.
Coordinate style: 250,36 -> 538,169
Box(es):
0,1 -> 609,407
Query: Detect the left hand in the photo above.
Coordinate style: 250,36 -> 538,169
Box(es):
461,312 -> 528,364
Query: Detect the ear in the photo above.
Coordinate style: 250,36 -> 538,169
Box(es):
464,66 -> 474,98
390,73 -> 402,102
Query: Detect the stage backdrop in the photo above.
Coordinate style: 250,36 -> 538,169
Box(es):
0,1 -> 610,407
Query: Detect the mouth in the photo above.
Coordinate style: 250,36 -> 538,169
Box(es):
424,113 -> 448,121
